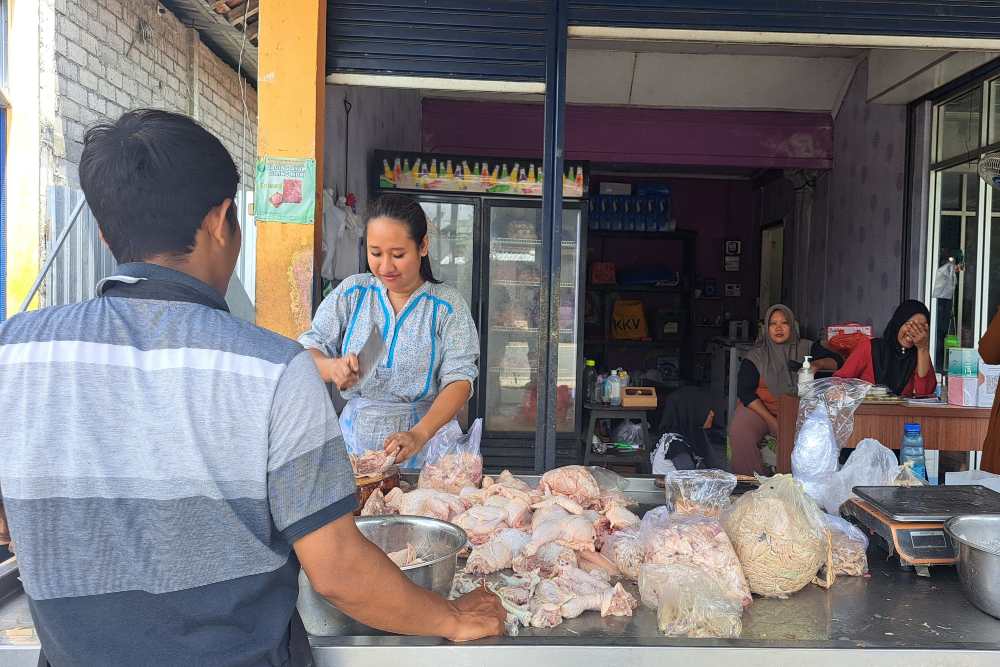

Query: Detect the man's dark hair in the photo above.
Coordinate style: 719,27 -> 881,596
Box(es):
79,109 -> 239,263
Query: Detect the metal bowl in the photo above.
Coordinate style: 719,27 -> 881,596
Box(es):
297,515 -> 468,636
944,514 -> 1000,619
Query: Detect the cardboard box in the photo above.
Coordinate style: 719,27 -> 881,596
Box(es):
948,348 -> 979,377
948,374 -> 978,406
826,322 -> 873,340
622,386 -> 658,408
979,356 -> 1000,407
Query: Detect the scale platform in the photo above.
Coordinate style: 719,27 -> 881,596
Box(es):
842,485 -> 1000,576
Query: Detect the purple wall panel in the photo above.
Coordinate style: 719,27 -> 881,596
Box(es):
422,99 -> 834,169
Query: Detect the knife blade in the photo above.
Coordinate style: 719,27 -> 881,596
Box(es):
356,326 -> 386,384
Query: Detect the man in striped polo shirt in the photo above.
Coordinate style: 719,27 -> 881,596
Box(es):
0,109 -> 503,666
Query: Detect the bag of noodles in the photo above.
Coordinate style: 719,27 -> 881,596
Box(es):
721,474 -> 833,598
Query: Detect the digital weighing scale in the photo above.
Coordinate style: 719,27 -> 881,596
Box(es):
841,484 -> 1000,576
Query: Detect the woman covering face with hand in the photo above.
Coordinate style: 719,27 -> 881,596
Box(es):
835,300 -> 936,397
299,194 -> 479,468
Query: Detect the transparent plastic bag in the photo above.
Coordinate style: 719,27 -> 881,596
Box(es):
932,261 -> 957,300
664,469 -> 737,517
818,439 -> 898,514
792,378 -> 870,503
417,418 -> 483,494
613,420 -> 645,448
722,474 -> 833,598
650,433 -> 684,475
600,527 -> 643,580
639,563 -> 743,638
341,398 -> 431,471
588,466 -> 628,493
639,507 -> 751,607
820,513 -> 868,577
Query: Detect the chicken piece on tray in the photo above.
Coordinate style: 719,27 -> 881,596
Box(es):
389,488 -> 466,522
465,529 -> 531,575
523,514 -> 596,555
451,504 -> 509,545
528,566 -> 637,627
540,465 -> 601,508
360,489 -> 395,516
484,494 -> 533,529
575,548 -> 622,578
513,541 -> 578,578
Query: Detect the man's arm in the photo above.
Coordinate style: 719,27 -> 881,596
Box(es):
294,514 -> 503,641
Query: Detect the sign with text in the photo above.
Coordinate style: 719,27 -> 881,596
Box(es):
254,157 -> 316,224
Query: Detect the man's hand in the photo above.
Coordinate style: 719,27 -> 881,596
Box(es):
383,429 -> 428,463
328,354 -> 360,390
443,589 -> 507,642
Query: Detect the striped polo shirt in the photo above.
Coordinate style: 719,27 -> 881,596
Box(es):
0,263 -> 357,666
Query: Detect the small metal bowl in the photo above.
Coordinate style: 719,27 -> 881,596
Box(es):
944,514 -> 1000,619
297,515 -> 468,636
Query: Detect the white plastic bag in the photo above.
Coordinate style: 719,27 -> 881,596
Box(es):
818,438 -> 898,513
613,420 -> 645,448
650,433 -> 683,475
639,563 -> 743,638
418,418 -> 483,494
792,378 -> 870,504
932,261 -> 957,300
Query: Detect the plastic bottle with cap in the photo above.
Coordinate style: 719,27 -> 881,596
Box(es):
797,355 -> 814,398
583,359 -> 598,404
900,423 -> 928,481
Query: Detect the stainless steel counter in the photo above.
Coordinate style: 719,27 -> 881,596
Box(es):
0,475 -> 998,665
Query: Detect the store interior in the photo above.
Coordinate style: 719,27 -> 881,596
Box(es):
322,40 -> 999,471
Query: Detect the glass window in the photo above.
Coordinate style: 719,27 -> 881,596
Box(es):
936,88 -> 982,162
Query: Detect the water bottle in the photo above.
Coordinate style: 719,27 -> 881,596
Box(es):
900,423 -> 928,481
607,370 -> 622,407
583,359 -> 598,404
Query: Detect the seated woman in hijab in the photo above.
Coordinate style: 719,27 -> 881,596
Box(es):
834,300 -> 936,397
729,304 -> 842,475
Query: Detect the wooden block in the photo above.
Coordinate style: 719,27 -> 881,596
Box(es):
621,386 -> 657,408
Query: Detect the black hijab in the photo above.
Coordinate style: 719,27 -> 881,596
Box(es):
657,386 -> 728,469
872,300 -> 931,395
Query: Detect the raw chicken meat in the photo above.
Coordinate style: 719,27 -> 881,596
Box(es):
528,566 -> 636,626
350,450 -> 395,477
452,505 -> 510,545
360,489 -> 395,516
418,451 -> 483,495
531,504 -> 570,532
385,543 -> 424,568
484,495 -> 533,529
495,469 -> 531,492
575,549 -> 622,578
640,510 -> 751,608
600,527 -> 643,580
639,563 -> 742,638
598,489 -> 638,511
604,503 -> 640,531
384,487 -> 404,509
459,486 -> 486,507
523,514 -> 596,555
531,496 -> 585,515
513,542 -> 578,578
390,488 -> 466,522
540,466 -> 601,507
466,529 -> 531,575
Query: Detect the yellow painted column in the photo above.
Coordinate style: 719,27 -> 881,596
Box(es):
255,0 -> 327,337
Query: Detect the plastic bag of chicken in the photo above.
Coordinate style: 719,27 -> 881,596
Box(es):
664,469 -> 737,517
639,562 -> 743,638
418,418 -> 484,495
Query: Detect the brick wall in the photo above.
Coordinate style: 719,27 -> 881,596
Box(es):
53,0 -> 257,186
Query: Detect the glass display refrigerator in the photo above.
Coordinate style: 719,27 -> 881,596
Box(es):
374,150 -> 587,471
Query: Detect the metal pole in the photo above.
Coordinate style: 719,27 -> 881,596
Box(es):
18,197 -> 87,314
538,0 -> 568,473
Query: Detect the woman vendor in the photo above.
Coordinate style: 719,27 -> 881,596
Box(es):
299,193 -> 479,468
729,305 -> 841,475
834,300 -> 936,397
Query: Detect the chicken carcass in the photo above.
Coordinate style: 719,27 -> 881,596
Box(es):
392,489 -> 466,522
531,495 -> 585,515
531,504 -> 570,532
465,529 -> 532,575
452,504 -> 510,545
458,486 -> 487,508
523,514 -> 596,555
575,548 -> 622,578
513,541 -> 578,578
484,494 -> 533,529
540,466 -> 601,507
529,566 -> 637,626
604,503 -> 640,531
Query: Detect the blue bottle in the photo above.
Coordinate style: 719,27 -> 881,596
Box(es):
900,423 -> 928,482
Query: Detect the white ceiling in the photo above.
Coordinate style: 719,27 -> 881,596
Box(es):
570,38 -> 865,59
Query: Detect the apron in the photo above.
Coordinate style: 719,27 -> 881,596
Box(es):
340,397 -> 446,469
